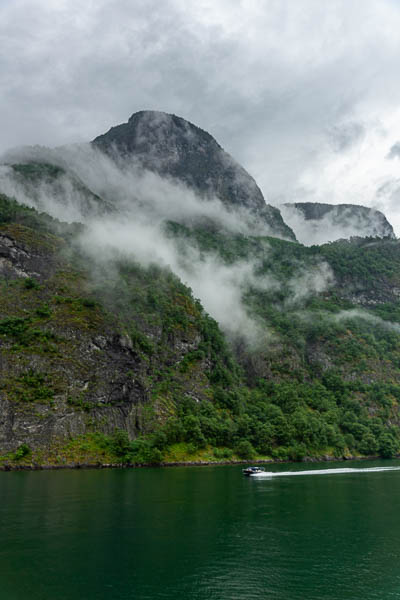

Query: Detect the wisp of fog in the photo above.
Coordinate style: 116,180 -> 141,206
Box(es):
0,143 -> 335,345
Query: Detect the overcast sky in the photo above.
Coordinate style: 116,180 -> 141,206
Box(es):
2,0 -> 400,230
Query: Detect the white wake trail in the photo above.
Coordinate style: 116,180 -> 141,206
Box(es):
251,466 -> 400,478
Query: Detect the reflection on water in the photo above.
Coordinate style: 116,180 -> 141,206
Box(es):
1,460 -> 400,599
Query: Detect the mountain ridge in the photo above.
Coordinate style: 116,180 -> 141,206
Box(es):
282,201 -> 395,245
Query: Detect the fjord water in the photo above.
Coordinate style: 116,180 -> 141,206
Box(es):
2,461 -> 400,599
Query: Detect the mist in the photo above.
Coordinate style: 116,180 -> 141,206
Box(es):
0,143 -> 281,344
286,262 -> 334,305
1,142 -> 279,236
334,309 -> 400,334
0,142 -> 337,346
280,203 -> 395,246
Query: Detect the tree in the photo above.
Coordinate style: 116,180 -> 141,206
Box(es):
235,440 -> 255,460
379,434 -> 397,459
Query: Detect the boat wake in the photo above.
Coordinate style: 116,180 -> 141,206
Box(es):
251,466 -> 400,478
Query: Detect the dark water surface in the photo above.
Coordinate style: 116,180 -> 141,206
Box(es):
1,459 -> 400,599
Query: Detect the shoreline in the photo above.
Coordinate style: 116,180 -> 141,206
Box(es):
0,454 -> 385,472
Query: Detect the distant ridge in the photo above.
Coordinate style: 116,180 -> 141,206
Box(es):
281,202 -> 395,245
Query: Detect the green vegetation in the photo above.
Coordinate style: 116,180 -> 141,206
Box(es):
0,192 -> 82,239
13,443 -> 32,460
0,316 -> 57,347
1,193 -> 400,465
2,369 -> 55,404
11,162 -> 65,181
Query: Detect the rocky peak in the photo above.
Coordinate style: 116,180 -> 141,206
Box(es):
92,111 -> 296,240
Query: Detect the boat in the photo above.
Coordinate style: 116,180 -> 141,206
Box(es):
242,466 -> 265,476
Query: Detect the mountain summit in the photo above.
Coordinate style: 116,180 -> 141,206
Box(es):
93,110 -> 295,239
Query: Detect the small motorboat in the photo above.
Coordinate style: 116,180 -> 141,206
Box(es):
242,466 -> 265,476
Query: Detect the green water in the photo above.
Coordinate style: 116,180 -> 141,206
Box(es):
1,460 -> 400,599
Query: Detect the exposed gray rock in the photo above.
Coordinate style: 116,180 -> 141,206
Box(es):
93,110 -> 296,240
0,226 -> 211,453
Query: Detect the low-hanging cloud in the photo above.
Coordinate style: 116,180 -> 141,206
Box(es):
0,142 -> 336,346
82,214 -> 278,344
294,306 -> 400,341
286,262 -> 335,305
280,203 -> 395,246
0,143 -> 284,345
1,142 -> 280,237
334,308 -> 400,334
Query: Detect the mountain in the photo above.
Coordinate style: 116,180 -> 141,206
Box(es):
1,114 -> 400,467
93,110 -> 296,240
281,202 -> 395,245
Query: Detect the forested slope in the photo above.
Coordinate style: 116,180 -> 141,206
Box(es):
1,193 -> 400,467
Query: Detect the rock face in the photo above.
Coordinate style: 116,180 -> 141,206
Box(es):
0,226 -> 140,451
0,333 -> 147,453
281,202 -> 395,245
0,209 -> 213,453
93,111 -> 296,240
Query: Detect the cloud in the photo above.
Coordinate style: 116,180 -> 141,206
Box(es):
295,306 -> 400,340
83,214 -> 276,345
328,122 -> 366,153
334,309 -> 400,334
0,140 -> 339,348
0,142 -> 283,345
287,262 -> 335,304
78,204 -> 279,348
285,113 -> 400,236
0,141 -> 282,237
2,0 -> 400,235
387,141 -> 400,160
